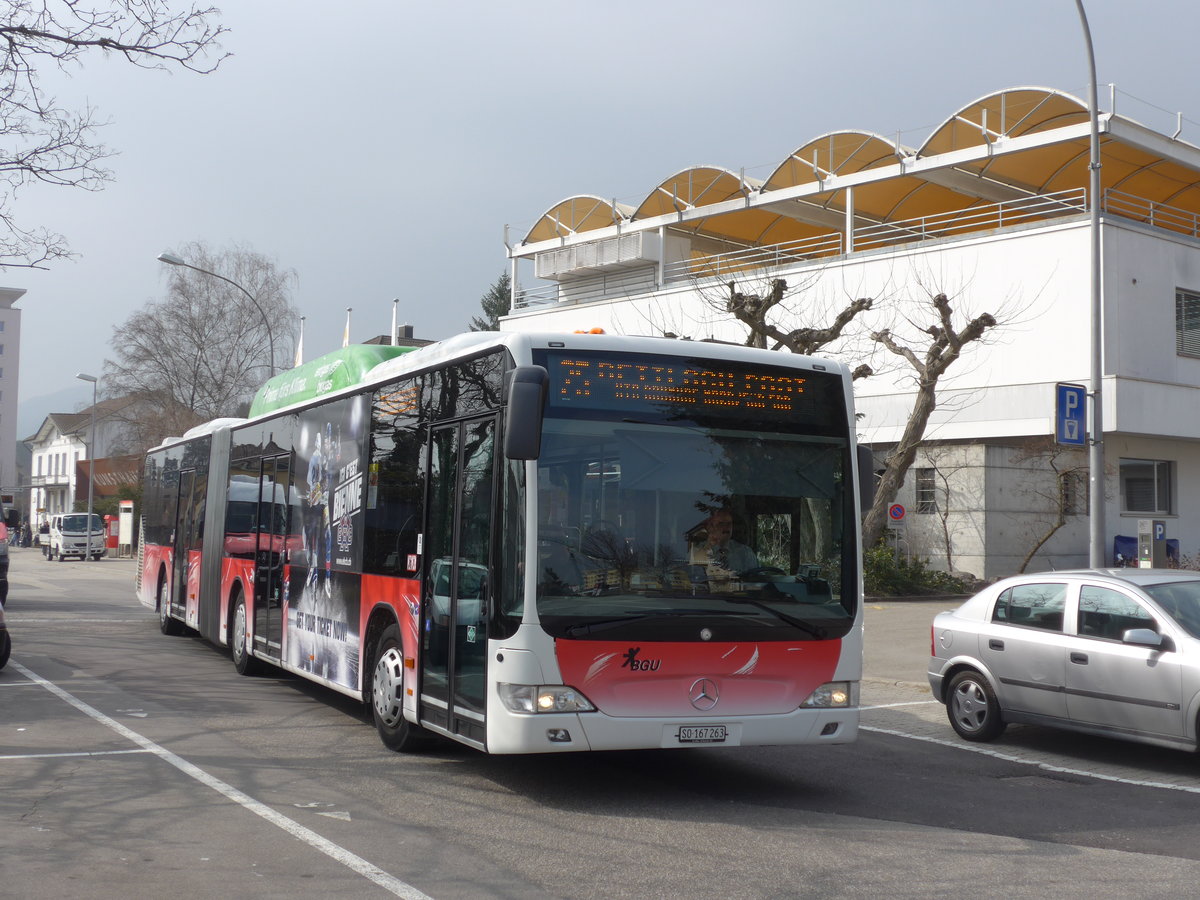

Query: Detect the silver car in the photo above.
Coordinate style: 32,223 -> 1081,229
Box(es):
928,569 -> 1200,752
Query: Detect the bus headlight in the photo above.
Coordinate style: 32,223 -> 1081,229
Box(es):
498,683 -> 596,714
800,681 -> 857,709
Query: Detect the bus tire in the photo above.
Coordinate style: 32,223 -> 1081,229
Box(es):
0,629 -> 10,669
157,572 -> 184,636
369,624 -> 428,752
230,594 -> 260,676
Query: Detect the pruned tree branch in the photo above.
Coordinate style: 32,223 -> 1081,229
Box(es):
0,2 -> 227,269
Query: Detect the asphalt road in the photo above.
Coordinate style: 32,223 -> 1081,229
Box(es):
6,550 -> 1200,899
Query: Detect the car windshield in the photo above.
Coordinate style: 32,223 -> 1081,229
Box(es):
1143,580 -> 1200,638
61,514 -> 102,532
532,416 -> 855,642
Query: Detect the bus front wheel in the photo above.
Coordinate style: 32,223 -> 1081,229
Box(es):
158,572 -> 184,636
369,624 -> 428,752
230,594 -> 261,676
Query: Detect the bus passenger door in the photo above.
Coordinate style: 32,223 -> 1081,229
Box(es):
254,453 -> 291,659
422,417 -> 496,746
170,469 -> 198,618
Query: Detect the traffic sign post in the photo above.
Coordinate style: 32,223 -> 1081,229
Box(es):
1055,383 -> 1087,446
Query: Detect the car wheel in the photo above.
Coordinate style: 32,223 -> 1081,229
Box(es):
0,629 -> 10,669
368,624 -> 430,751
946,670 -> 1006,742
230,594 -> 260,676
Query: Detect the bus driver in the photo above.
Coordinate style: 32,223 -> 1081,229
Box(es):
697,506 -> 758,574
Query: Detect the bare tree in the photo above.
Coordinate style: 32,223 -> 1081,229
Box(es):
0,2 -> 227,268
103,242 -> 298,452
861,292 -> 998,548
1010,437 -> 1089,573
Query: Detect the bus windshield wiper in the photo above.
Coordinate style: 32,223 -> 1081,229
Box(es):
719,597 -> 828,638
563,608 -> 744,637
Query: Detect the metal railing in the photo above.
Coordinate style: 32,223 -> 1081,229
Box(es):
514,185 -> 1200,311
1103,189 -> 1200,238
660,232 -> 843,283
853,188 -> 1088,251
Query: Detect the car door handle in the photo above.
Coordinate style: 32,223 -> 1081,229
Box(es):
988,639 -> 1004,651
1070,652 -> 1089,665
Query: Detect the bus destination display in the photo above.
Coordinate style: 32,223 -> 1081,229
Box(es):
543,352 -> 814,420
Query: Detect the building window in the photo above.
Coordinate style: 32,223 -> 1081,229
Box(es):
36,457 -> 41,476
1120,458 -> 1173,515
1178,288 -> 1200,357
915,467 -> 937,514
1060,471 -> 1089,516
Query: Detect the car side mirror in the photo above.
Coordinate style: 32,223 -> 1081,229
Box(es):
1122,627 -> 1167,649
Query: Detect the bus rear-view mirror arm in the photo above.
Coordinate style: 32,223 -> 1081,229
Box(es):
505,365 -> 548,460
857,444 -> 876,514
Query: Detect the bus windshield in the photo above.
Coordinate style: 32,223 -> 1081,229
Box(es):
534,416 -> 854,643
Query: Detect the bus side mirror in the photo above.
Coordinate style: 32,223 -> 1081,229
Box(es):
3,508 -> 17,529
505,365 -> 548,460
856,444 -> 876,513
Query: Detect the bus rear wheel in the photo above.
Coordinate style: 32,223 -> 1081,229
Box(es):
230,594 -> 261,676
369,624 -> 429,752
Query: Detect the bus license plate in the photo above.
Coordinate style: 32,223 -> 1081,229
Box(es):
678,725 -> 727,744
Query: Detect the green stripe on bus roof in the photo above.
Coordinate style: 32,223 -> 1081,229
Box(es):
248,345 -> 416,417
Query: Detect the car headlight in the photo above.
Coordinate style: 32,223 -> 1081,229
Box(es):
800,681 -> 858,709
498,683 -> 596,714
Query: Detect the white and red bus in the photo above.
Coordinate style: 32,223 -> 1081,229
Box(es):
138,331 -> 872,753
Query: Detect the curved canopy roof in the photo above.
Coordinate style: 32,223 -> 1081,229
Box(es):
518,87 -> 1200,254
523,195 -> 634,244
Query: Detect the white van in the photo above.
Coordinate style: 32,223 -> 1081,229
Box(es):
48,513 -> 106,561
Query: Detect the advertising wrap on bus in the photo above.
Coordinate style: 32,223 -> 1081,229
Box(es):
284,394 -> 368,689
137,332 -> 866,756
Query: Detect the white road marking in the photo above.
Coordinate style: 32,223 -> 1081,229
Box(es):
0,749 -> 154,760
860,700 -> 939,710
8,660 -> 433,900
861,723 -> 1200,794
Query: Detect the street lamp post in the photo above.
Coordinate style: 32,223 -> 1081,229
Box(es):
1075,0 -> 1105,567
76,373 -> 98,562
157,252 -> 277,377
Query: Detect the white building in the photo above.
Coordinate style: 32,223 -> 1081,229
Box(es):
500,86 -> 1200,580
26,400 -> 127,525
0,287 -> 23,498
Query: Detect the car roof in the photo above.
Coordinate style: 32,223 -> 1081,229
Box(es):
996,568 -> 1200,589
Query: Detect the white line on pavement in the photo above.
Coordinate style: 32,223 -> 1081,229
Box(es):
861,723 -> 1200,794
8,660 -> 434,900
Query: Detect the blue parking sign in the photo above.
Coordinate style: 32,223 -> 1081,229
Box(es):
1055,383 -> 1087,446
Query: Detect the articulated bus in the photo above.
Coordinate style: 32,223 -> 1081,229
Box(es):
138,331 -> 873,754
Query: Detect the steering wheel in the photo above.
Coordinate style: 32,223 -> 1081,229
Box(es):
738,566 -> 788,580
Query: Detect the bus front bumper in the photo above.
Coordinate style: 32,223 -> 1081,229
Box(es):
483,705 -> 860,754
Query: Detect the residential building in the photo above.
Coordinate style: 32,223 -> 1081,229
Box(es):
499,85 -> 1200,579
26,398 -> 133,525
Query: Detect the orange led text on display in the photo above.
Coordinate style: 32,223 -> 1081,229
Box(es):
553,357 -> 805,411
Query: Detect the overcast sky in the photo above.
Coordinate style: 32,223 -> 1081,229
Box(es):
12,0 -> 1200,415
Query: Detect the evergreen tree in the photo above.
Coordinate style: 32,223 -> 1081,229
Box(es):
470,272 -> 511,331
